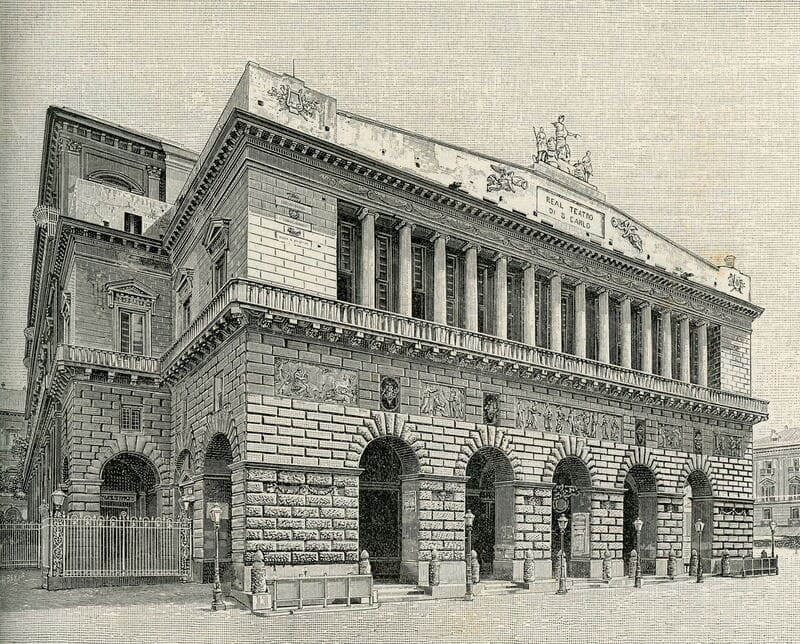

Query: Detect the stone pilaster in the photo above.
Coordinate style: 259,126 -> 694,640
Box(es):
641,304 -> 653,373
598,290 -> 610,364
359,208 -> 375,308
574,282 -> 587,358
464,245 -> 479,332
620,298 -> 632,368
660,310 -> 672,379
398,222 -> 413,316
433,235 -> 447,324
494,255 -> 508,340
523,264 -> 537,345
549,273 -> 562,353
680,317 -> 691,382
697,322 -> 708,386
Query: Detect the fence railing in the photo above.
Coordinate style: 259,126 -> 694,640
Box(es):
0,522 -> 41,568
45,515 -> 190,580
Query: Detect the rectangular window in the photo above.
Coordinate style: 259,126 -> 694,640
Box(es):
690,324 -> 700,384
586,292 -> 599,361
477,262 -> 495,334
560,284 -> 575,355
707,324 -> 721,389
182,297 -> 191,332
763,508 -> 772,520
652,310 -> 663,375
124,212 -> 143,235
212,253 -> 227,294
411,243 -> 431,320
791,507 -> 800,520
445,253 -> 463,327
121,406 -> 142,433
214,373 -> 224,412
609,297 -> 622,366
507,269 -> 524,342
534,274 -> 550,348
375,231 -> 395,312
671,318 -> 682,378
119,310 -> 145,355
337,220 -> 358,303
632,306 -> 643,370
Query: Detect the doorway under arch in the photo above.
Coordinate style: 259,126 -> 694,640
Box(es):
683,470 -> 714,573
100,453 -> 160,517
551,457 -> 593,578
203,434 -> 232,583
465,447 -> 515,580
623,465 -> 658,575
358,436 -> 418,581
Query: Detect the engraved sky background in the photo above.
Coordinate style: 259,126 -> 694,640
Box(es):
1,1 -> 797,437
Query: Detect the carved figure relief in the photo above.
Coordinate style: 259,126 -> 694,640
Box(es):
420,383 -> 465,419
713,432 -> 742,458
486,164 -> 528,193
611,216 -> 644,252
379,376 -> 400,412
516,399 -> 622,442
483,393 -> 500,425
635,419 -> 647,447
658,424 -> 683,450
693,429 -> 703,455
727,273 -> 745,294
275,359 -> 358,404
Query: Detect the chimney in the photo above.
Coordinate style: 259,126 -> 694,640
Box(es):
724,255 -> 736,268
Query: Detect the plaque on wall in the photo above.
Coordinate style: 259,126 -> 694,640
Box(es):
420,382 -> 465,419
275,359 -> 359,404
570,512 -> 591,558
380,376 -> 400,412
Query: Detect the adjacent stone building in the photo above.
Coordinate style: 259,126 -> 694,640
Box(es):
753,427 -> 800,545
0,386 -> 27,520
21,63 -> 768,592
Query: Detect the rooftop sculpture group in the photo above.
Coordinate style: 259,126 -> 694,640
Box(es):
534,115 -> 593,183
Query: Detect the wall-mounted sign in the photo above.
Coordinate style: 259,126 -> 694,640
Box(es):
536,186 -> 605,238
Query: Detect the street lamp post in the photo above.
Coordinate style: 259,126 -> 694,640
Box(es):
51,489 -> 66,518
694,519 -> 704,584
556,514 -> 569,595
210,504 -> 226,611
464,509 -> 475,601
769,519 -> 777,559
633,516 -> 643,588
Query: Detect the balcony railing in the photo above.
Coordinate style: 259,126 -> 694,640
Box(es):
162,279 -> 769,417
56,345 -> 160,374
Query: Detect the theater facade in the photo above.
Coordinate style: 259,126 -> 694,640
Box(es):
22,63 -> 768,593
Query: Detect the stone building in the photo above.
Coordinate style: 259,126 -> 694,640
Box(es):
21,63 -> 768,592
753,427 -> 800,544
0,386 -> 27,520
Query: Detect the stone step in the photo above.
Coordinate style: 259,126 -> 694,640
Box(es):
374,584 -> 430,603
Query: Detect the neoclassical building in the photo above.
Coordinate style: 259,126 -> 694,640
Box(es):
22,63 -> 767,591
753,427 -> 800,544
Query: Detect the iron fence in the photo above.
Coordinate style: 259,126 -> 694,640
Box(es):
0,522 -> 41,568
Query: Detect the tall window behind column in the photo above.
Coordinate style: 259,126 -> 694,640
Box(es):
337,219 -> 359,303
411,242 -> 431,320
586,291 -> 599,360
445,252 -> 463,327
651,309 -> 663,375
507,268 -> 523,342
707,324 -> 721,389
375,231 -> 396,312
631,305 -> 643,370
671,317 -> 682,378
561,283 -> 575,354
534,273 -> 550,348
609,297 -> 622,365
477,261 -> 495,334
690,324 -> 700,384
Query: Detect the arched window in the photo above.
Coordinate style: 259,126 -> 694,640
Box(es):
789,478 -> 800,500
760,480 -> 775,501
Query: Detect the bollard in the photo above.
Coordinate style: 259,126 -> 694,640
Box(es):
251,550 -> 267,593
470,550 -> 480,585
602,547 -> 612,581
667,549 -> 676,580
721,550 -> 730,577
628,549 -> 638,578
359,549 -> 371,575
429,549 -> 441,587
689,549 -> 698,577
523,550 -> 535,584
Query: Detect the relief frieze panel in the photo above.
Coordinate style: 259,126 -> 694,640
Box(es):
275,359 -> 359,404
516,399 -> 622,442
420,382 -> 465,419
657,423 -> 683,450
713,432 -> 743,458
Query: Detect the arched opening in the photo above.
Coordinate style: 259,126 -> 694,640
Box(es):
551,457 -> 593,578
683,470 -> 713,573
358,436 -> 418,581
623,465 -> 658,575
203,434 -> 232,583
465,447 -> 515,579
100,453 -> 160,517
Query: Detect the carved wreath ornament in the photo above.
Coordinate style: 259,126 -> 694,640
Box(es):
267,85 -> 320,120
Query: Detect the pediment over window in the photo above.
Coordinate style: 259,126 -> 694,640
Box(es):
106,279 -> 158,310
176,268 -> 194,294
202,218 -> 230,255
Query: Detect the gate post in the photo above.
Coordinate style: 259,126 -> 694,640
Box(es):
180,518 -> 192,582
38,503 -> 49,589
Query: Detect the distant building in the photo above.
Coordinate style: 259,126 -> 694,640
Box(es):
0,385 -> 27,520
753,427 -> 800,545
21,63 -> 768,592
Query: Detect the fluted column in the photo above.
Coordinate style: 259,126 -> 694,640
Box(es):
465,245 -> 479,332
598,290 -> 610,363
641,304 -> 653,373
660,310 -> 672,379
697,322 -> 708,386
495,255 -> 508,340
523,264 -> 536,345
620,298 -> 632,369
549,273 -> 562,352
433,234 -> 447,324
680,317 -> 691,382
574,282 -> 587,358
397,223 -> 413,316
359,208 -> 376,308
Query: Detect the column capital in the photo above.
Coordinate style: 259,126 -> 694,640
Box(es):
394,220 -> 414,232
358,206 -> 375,221
431,233 -> 449,244
463,242 -> 481,253
493,252 -> 508,264
521,261 -> 536,272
